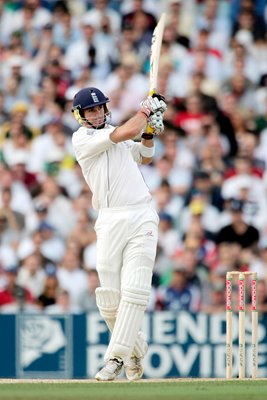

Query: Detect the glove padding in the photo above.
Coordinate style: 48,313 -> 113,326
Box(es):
147,111 -> 164,135
140,95 -> 167,117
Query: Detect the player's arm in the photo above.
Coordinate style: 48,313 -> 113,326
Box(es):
129,109 -> 166,165
140,97 -> 166,164
110,95 -> 166,143
110,111 -> 148,143
140,134 -> 155,165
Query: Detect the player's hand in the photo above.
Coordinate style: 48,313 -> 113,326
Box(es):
147,111 -> 164,135
152,93 -> 167,114
140,94 -> 167,117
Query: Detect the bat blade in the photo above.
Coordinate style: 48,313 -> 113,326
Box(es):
149,13 -> 166,96
146,13 -> 166,134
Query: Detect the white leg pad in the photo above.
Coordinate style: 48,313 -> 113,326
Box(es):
132,331 -> 148,359
104,287 -> 150,363
95,287 -> 120,332
96,287 -> 148,359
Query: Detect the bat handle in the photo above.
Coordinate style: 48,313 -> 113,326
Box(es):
146,89 -> 156,134
146,124 -> 154,134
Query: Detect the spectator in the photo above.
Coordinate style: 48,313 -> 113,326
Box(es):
52,7 -> 82,52
222,154 -> 265,195
182,218 -> 217,268
201,280 -> 225,314
24,91 -> 50,132
185,169 -> 224,211
164,0 -> 196,39
2,56 -> 35,112
17,253 -> 46,299
254,74 -> 267,117
121,0 -> 157,34
222,71 -> 256,114
37,272 -> 59,309
173,93 -> 208,136
0,168 -> 33,236
37,221 -> 66,263
180,192 -> 221,238
78,269 -> 100,312
186,71 -> 219,110
0,265 -> 36,313
224,33 -> 260,84
104,52 -> 149,120
41,58 -> 71,108
64,15 -> 119,80
238,132 -> 265,177
57,248 -> 87,309
153,211 -> 180,282
29,117 -> 73,174
232,5 -> 266,41
171,240 -> 209,306
69,210 -> 96,252
194,0 -> 231,55
8,152 -> 40,198
0,186 -> 25,231
152,180 -> 184,222
0,91 -> 9,125
33,175 -> 76,237
156,264 -> 201,312
83,0 -> 121,38
211,242 -> 241,274
0,102 -> 35,146
216,198 -> 260,250
10,0 -> 52,33
45,288 -> 80,314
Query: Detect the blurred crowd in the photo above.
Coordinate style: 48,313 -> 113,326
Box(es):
0,0 -> 267,315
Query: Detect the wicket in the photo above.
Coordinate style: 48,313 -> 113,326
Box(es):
226,271 -> 258,379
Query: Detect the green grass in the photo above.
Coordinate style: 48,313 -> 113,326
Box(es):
1,380 -> 267,400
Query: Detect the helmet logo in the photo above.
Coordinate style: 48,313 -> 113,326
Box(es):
91,91 -> 99,103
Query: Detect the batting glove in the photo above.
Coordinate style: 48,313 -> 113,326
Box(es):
147,111 -> 164,135
140,95 -> 167,117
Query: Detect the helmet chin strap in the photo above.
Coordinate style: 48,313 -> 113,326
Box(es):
84,119 -> 106,130
83,110 -> 111,129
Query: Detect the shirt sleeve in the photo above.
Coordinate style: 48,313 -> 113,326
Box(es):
129,141 -> 142,165
72,127 -> 116,160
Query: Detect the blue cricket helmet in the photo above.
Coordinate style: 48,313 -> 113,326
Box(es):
71,87 -> 110,127
72,87 -> 109,111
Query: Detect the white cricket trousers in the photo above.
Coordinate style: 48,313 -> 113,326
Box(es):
95,203 -> 159,291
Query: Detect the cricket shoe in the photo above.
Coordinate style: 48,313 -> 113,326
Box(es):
125,356 -> 144,381
95,358 -> 123,381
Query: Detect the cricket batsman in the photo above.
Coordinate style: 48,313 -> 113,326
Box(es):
71,86 -> 166,381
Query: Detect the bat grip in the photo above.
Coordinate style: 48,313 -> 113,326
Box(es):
146,89 -> 156,134
146,124 -> 154,134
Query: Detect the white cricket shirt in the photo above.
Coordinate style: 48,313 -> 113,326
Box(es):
72,125 -> 152,210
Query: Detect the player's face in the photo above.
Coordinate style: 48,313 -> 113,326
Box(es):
84,105 -> 105,128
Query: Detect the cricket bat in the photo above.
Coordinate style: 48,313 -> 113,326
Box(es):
147,13 -> 166,133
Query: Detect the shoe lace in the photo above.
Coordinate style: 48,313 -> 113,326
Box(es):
106,358 -> 123,374
129,356 -> 141,372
